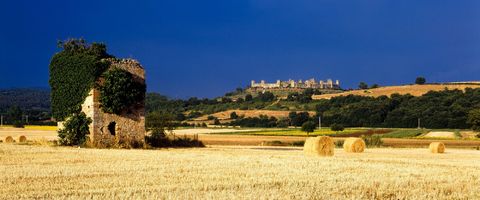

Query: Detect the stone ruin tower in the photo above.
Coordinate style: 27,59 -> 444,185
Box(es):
80,58 -> 146,146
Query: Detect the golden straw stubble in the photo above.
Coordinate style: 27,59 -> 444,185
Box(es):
343,137 -> 366,153
429,142 -> 445,153
303,136 -> 334,157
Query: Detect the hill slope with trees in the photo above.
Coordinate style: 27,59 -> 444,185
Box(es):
312,83 -> 480,100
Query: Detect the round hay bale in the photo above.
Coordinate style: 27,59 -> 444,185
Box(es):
429,142 -> 445,153
18,135 -> 27,143
343,137 -> 366,153
4,136 -> 14,143
303,136 -> 334,157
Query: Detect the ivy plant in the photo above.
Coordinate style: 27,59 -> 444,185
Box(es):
49,39 -> 111,120
100,68 -> 146,114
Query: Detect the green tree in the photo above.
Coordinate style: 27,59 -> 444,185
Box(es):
330,123 -> 344,132
467,109 -> 480,131
145,112 -> 176,147
257,92 -> 275,102
301,121 -> 316,136
175,113 -> 186,121
370,84 -> 379,89
236,97 -> 244,103
289,112 -> 310,127
245,94 -> 253,101
230,112 -> 238,119
276,118 -> 290,128
58,112 -> 92,146
359,82 -> 369,89
415,77 -> 426,84
7,106 -> 23,125
207,115 -> 216,120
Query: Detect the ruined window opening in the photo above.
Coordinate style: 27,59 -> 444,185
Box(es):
108,122 -> 116,136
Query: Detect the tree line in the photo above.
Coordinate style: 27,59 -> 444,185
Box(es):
316,88 -> 480,129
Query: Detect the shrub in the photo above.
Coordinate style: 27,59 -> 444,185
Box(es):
100,68 -> 146,114
229,115 -> 278,128
146,131 -> 204,148
301,121 -> 316,135
230,112 -> 238,119
207,115 -> 216,120
145,129 -> 170,148
415,76 -> 426,84
187,111 -> 202,119
245,94 -> 253,101
262,140 -> 284,146
467,109 -> 480,131
12,121 -> 25,128
291,141 -> 305,146
276,118 -> 290,128
330,123 -> 344,132
58,112 -> 92,146
289,112 -> 310,127
335,140 -> 344,148
256,92 -> 275,102
170,137 -> 205,147
361,134 -> 383,147
358,82 -> 368,89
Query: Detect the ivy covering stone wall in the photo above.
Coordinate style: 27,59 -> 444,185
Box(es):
49,39 -> 111,121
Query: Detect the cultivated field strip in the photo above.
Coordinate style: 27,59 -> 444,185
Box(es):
1,144 -> 480,199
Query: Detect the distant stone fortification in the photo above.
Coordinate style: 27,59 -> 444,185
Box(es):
251,78 -> 340,90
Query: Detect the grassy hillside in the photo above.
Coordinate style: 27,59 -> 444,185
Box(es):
312,83 -> 480,100
190,109 -> 316,123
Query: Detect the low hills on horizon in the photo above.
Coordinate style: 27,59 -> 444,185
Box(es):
2,81 -> 480,112
2,81 -> 480,128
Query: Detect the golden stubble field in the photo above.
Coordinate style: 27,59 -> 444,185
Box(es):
1,144 -> 480,199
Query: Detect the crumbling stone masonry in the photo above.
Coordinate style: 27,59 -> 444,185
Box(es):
80,58 -> 145,146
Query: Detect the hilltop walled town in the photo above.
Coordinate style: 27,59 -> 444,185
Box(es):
250,78 -> 340,90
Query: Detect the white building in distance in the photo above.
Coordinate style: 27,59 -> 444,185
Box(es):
251,78 -> 340,90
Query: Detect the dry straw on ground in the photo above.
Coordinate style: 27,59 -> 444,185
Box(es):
1,145 -> 480,199
303,136 -> 334,156
4,136 -> 14,143
429,142 -> 445,153
343,137 -> 366,153
17,135 -> 27,143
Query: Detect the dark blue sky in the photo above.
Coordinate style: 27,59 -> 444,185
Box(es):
1,0 -> 479,98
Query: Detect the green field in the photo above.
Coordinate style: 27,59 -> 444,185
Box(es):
215,128 -> 368,136
379,129 -> 426,138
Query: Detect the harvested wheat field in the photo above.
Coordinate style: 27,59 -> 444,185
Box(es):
1,144 -> 480,199
0,127 -> 57,141
424,131 -> 456,138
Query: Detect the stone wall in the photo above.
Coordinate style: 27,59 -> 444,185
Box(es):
82,58 -> 145,147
